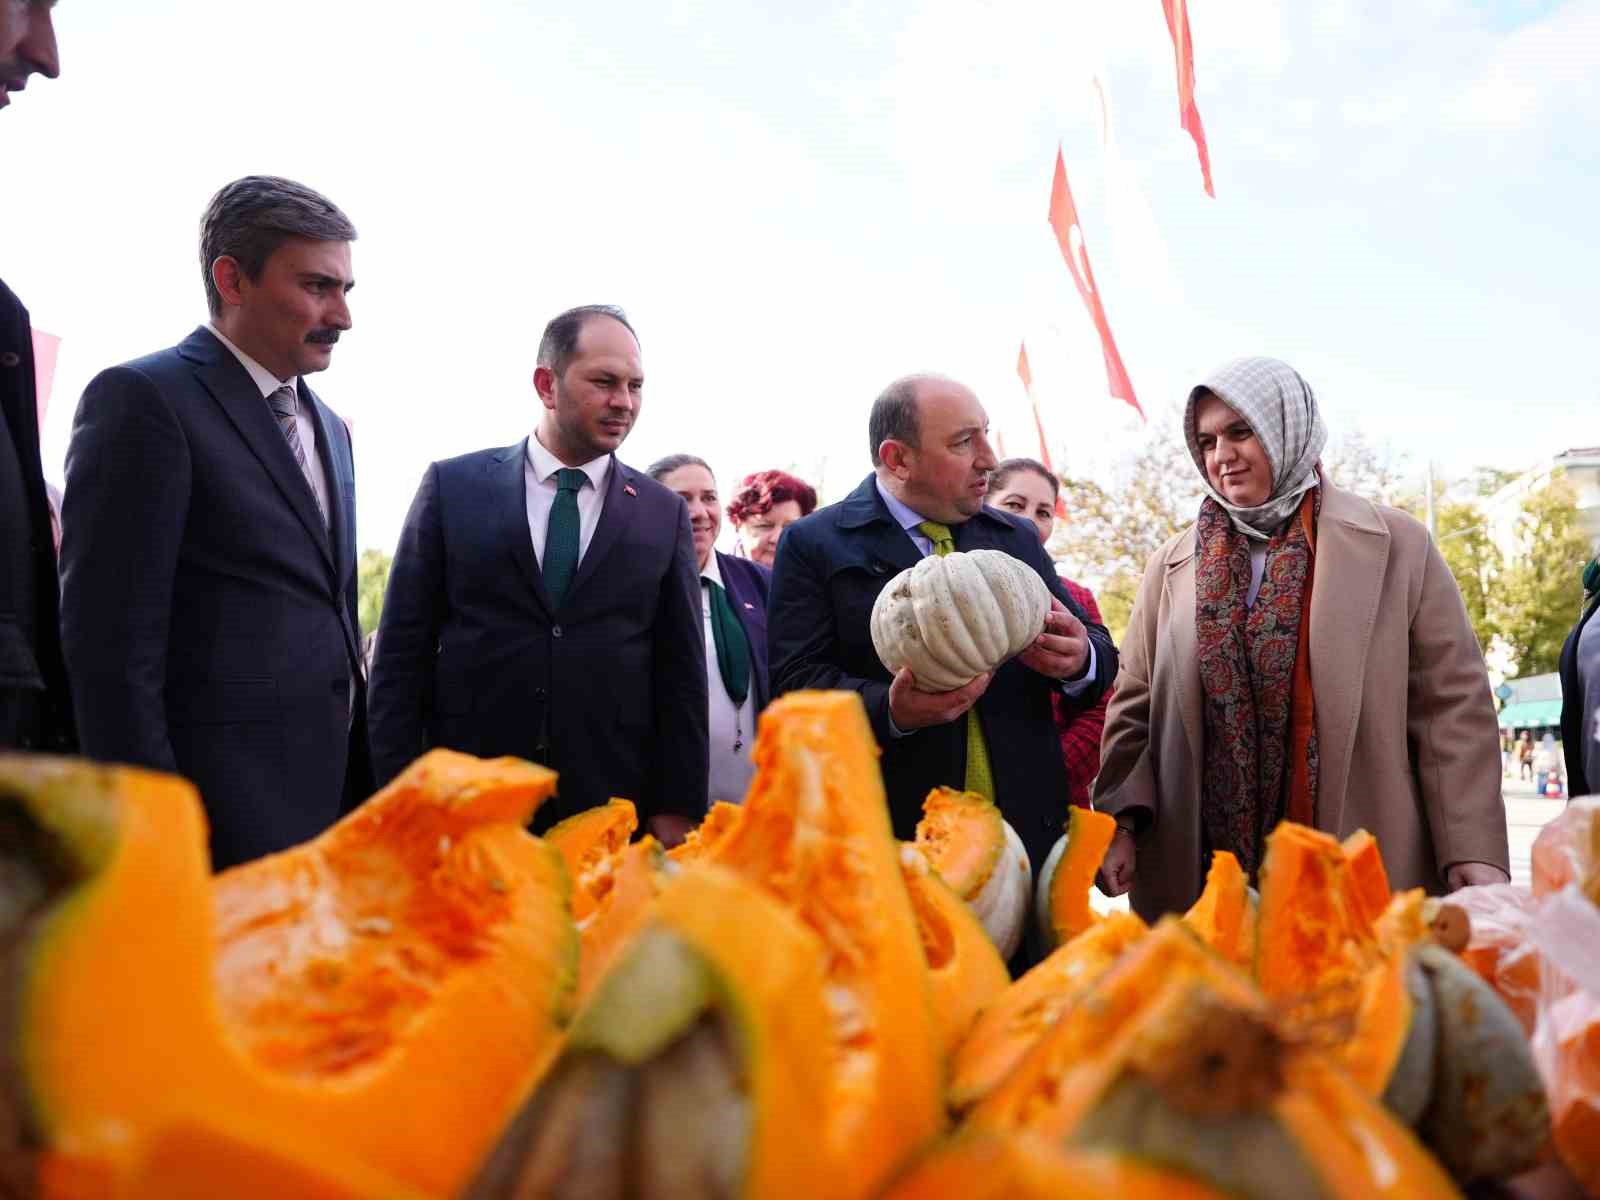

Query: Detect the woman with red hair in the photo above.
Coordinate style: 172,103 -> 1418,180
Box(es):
726,469 -> 818,567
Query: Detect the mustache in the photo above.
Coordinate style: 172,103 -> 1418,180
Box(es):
305,329 -> 342,346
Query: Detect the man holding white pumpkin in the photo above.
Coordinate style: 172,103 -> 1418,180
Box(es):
768,374 -> 1117,883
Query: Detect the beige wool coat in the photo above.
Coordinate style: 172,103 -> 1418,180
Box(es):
1094,482 -> 1509,920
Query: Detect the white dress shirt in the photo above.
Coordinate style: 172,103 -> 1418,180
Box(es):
873,477 -> 1098,699
701,553 -> 758,805
207,323 -> 332,522
524,431 -> 611,568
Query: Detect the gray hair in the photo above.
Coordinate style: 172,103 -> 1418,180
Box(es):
200,176 -> 357,317
868,376 -> 924,467
537,305 -> 639,377
645,453 -> 713,484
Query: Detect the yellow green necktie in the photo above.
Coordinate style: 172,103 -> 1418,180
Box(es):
917,521 -> 995,804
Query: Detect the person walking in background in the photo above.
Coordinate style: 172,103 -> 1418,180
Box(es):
649,454 -> 772,807
60,177 -> 369,868
1516,730 -> 1536,781
369,306 -> 707,846
768,373 -> 1117,878
1558,556 -> 1599,797
726,468 -> 817,567
1095,357 -> 1509,919
1533,731 -> 1565,799
988,457 -> 1110,809
1,0 -> 73,755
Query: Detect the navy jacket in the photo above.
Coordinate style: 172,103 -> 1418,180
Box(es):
769,473 -> 1118,872
369,441 -> 709,831
60,326 -> 370,868
0,278 -> 74,752
715,549 -> 772,713
1559,570 -> 1598,796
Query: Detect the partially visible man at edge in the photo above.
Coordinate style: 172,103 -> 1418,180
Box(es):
767,373 -> 1118,879
369,306 -> 708,846
1,0 -> 72,753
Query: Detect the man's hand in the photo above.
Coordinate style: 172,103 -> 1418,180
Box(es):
1096,827 -> 1137,896
888,667 -> 992,731
1017,597 -> 1089,681
648,813 -> 694,850
1445,861 -> 1510,890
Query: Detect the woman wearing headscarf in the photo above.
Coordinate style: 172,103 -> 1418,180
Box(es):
1095,357 -> 1510,919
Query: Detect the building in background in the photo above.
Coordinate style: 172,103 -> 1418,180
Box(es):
1482,446 -> 1600,565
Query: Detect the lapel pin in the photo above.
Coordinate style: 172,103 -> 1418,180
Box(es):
623,483 -> 637,497
744,602 -> 754,610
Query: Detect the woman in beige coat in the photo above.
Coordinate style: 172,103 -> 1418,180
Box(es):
1095,357 -> 1509,920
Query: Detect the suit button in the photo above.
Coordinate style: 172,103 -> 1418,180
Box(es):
552,625 -> 563,638
534,687 -> 547,700
0,351 -> 20,369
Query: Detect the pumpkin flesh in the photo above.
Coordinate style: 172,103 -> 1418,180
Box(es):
1035,807 -> 1116,949
914,788 -> 1030,960
1341,829 -> 1392,926
4,751 -> 575,1197
543,797 -> 637,921
570,836 -> 669,1007
1182,850 -> 1254,968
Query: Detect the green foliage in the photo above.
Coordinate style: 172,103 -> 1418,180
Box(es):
1492,477 -> 1591,676
358,548 -> 393,636
1435,501 -> 1499,656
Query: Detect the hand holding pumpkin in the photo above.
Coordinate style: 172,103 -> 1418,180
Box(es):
889,666 -> 992,731
1016,597 -> 1089,681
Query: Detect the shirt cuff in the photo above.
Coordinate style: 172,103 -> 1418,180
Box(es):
886,708 -> 911,738
1057,642 -> 1097,697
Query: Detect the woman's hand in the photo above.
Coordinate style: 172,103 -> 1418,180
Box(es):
1096,827 -> 1137,896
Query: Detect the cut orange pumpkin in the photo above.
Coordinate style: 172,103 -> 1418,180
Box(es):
699,691 -> 944,1200
543,797 -> 637,920
0,750 -> 575,1198
948,910 -> 1147,1111
914,788 -> 1031,959
1340,829 -> 1392,925
466,864 -> 836,1200
567,835 -> 670,1007
1182,850 -> 1254,969
668,799 -> 742,865
899,844 -> 1010,1064
1034,807 -> 1116,950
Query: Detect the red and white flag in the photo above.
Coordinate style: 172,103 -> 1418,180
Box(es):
1046,149 -> 1143,420
1016,341 -> 1069,520
1162,0 -> 1214,196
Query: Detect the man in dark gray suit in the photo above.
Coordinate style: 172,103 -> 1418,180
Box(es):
370,306 -> 708,845
1,0 -> 71,753
61,177 -> 371,868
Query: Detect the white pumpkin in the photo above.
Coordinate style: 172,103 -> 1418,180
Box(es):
967,818 -> 1032,961
870,548 -> 1052,692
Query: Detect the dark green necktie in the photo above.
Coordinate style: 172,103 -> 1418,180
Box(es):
543,468 -> 586,607
705,579 -> 752,706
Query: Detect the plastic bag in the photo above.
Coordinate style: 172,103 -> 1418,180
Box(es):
1528,885 -> 1600,1196
1531,796 -> 1600,899
1452,883 -> 1545,1035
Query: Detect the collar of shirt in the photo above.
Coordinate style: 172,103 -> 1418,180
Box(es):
700,551 -> 724,589
874,475 -> 940,553
207,322 -> 295,401
527,430 -> 611,494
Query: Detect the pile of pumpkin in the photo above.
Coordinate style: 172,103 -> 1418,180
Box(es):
0,691 -> 1585,1198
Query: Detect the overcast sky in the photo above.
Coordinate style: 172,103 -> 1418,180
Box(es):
6,0 -> 1597,555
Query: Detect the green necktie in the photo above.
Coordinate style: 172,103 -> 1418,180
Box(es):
917,521 -> 995,804
705,579 -> 752,706
543,468 -> 586,607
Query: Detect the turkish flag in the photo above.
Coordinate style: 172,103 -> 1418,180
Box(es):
31,328 -> 60,427
1046,150 -> 1143,420
1016,341 -> 1070,520
1162,0 -> 1214,196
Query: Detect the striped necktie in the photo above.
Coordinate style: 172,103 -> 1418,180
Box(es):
917,520 -> 995,805
266,384 -> 326,524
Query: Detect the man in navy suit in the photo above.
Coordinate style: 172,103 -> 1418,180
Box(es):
647,454 -> 772,807
1,0 -> 72,754
769,374 -> 1118,876
369,306 -> 708,844
60,177 -> 370,868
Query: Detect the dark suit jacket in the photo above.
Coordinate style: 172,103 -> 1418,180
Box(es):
60,326 -> 370,868
368,441 -> 709,830
768,473 -> 1118,872
1559,572 -> 1598,796
0,278 -> 74,752
715,549 -> 772,713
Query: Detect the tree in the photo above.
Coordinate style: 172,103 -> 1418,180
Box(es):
1492,477 -> 1591,676
1052,413 -> 1203,642
1321,430 -> 1412,508
358,549 -> 393,636
1434,500 -> 1500,656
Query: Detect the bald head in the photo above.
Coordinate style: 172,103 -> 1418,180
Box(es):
872,374 -> 996,524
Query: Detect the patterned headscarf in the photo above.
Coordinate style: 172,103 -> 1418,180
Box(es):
1185,357 -> 1327,541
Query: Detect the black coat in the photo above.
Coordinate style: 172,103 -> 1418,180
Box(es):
768,473 -> 1118,872
0,278 -> 73,752
714,549 -> 772,713
60,327 -> 370,868
1559,564 -> 1598,796
368,441 -> 709,831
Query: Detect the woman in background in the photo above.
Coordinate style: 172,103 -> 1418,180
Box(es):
726,469 -> 817,568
